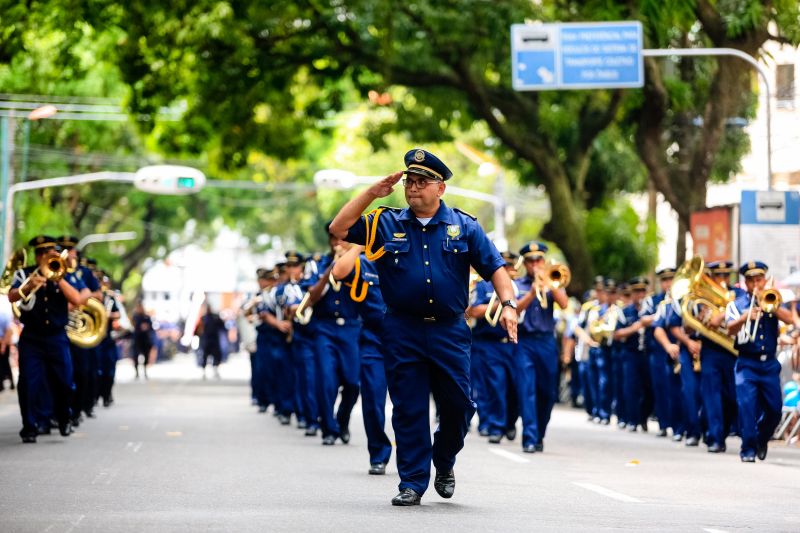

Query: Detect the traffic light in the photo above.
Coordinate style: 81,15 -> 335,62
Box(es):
134,165 -> 206,195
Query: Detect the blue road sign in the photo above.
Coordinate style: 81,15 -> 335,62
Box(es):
511,21 -> 643,91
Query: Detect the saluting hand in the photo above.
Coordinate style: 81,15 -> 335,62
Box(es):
368,171 -> 403,198
500,306 -> 518,344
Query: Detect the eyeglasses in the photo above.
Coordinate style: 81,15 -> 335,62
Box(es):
401,177 -> 441,189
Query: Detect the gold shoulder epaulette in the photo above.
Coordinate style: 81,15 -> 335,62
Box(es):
453,207 -> 477,220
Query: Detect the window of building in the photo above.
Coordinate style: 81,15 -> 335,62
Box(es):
776,63 -> 795,109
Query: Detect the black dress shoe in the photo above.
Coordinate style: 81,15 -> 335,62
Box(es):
656,429 -> 667,437
297,420 -> 307,429
322,435 -> 336,445
305,427 -> 318,437
340,430 -> 350,444
391,488 -> 421,506
628,425 -> 638,432
478,428 -> 489,437
20,428 -> 37,443
58,421 -> 72,437
523,445 -> 536,453
434,470 -> 455,499
505,427 -> 517,441
369,463 -> 387,475
534,442 -> 544,452
685,436 -> 699,447
707,443 -> 726,453
85,410 -> 96,419
70,417 -> 81,428
599,418 -> 610,426
278,414 -> 291,425
741,455 -> 756,463
258,405 -> 268,413
672,434 -> 684,442
757,443 -> 768,461
488,434 -> 502,444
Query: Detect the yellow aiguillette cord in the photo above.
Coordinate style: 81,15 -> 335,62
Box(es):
349,256 -> 369,303
364,208 -> 386,262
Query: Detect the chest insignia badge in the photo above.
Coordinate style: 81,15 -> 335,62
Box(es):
392,233 -> 406,240
446,225 -> 461,239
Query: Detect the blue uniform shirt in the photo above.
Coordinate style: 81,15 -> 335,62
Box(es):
617,303 -> 644,352
345,200 -> 504,319
313,254 -> 360,321
12,266 -> 84,335
726,290 -> 779,357
653,300 -> 682,344
77,265 -> 100,292
515,275 -> 555,335
339,255 -> 385,345
470,279 -> 507,340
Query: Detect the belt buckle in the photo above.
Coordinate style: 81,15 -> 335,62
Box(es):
336,318 -> 345,326
423,316 -> 436,323
760,354 -> 767,361
500,338 -> 508,344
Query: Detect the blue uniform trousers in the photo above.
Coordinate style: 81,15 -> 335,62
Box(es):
665,355 -> 686,436
568,357 -> 581,404
359,334 -> 392,465
18,332 -> 73,434
735,357 -> 782,458
588,345 -> 612,421
254,332 -> 273,409
622,349 -> 650,427
578,359 -> 594,417
516,332 -> 558,447
648,348 -> 670,431
69,344 -> 91,418
97,338 -> 118,402
469,336 -> 490,433
679,348 -> 704,439
269,334 -> 294,417
476,337 -> 518,437
700,346 -> 737,448
382,313 -> 473,496
292,329 -> 319,430
610,345 -> 625,423
86,346 -> 100,409
315,319 -> 361,439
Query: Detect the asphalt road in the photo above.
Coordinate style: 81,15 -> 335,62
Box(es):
1,352 -> 798,533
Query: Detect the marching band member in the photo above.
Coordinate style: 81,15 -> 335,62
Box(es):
726,261 -> 792,462
514,242 -> 568,452
8,236 -> 87,442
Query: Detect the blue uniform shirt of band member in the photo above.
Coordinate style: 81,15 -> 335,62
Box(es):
12,266 -> 85,335
340,254 -> 385,344
641,293 -> 665,352
654,302 -> 682,344
470,279 -> 509,340
77,265 -> 100,292
344,200 -> 505,318
514,275 -> 555,334
726,290 -> 779,357
617,303 -> 644,352
312,254 -> 360,321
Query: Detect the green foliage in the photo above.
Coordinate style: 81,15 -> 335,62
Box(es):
585,200 -> 658,281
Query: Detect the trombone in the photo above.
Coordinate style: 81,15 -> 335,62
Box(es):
294,292 -> 313,325
534,263 -> 571,308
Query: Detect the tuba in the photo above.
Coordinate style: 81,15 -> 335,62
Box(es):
0,248 -> 28,295
671,256 -> 737,359
588,306 -> 618,344
67,297 -> 109,348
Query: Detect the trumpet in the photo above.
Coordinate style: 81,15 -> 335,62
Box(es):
757,287 -> 782,314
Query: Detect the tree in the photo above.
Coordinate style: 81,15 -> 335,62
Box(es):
634,0 -> 800,263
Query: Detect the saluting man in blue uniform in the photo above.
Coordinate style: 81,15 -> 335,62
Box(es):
8,236 -> 87,442
725,261 -> 792,462
514,242 -> 569,452
330,148 -> 518,506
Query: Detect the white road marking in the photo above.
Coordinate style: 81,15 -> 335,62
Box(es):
703,529 -> 730,533
488,448 -> 530,464
65,514 -> 85,533
572,482 -> 642,503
